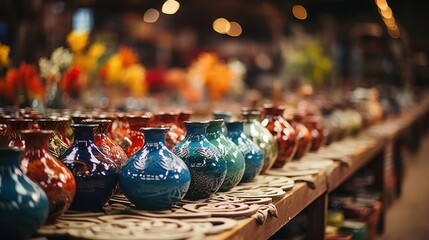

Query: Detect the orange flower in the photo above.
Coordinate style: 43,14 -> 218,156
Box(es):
118,46 -> 139,68
63,65 -> 81,98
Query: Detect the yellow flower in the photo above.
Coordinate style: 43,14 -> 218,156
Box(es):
67,31 -> 89,52
105,55 -> 123,84
88,43 -> 106,59
123,64 -> 146,97
0,43 -> 10,66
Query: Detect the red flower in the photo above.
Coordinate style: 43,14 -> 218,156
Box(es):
63,66 -> 81,98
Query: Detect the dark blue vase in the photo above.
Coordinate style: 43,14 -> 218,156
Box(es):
59,124 -> 119,211
172,121 -> 227,200
206,119 -> 245,191
0,148 -> 49,239
213,111 -> 231,136
120,128 -> 191,210
226,121 -> 264,183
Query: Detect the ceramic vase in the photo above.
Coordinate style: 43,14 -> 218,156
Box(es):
5,119 -> 33,149
213,111 -> 231,136
291,114 -> 312,160
261,105 -> 298,168
20,130 -> 76,223
120,128 -> 191,210
113,113 -> 132,151
226,121 -> 264,183
206,119 -> 245,191
37,119 -> 69,158
125,115 -> 151,157
0,148 -> 49,239
82,119 -> 128,167
303,116 -> 326,152
172,121 -> 227,200
59,124 -> 119,211
242,110 -> 278,173
158,112 -> 186,149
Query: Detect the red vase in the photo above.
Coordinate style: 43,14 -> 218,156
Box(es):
5,119 -> 34,149
20,130 -> 76,223
82,119 -> 128,167
291,113 -> 312,160
178,110 -> 192,132
157,112 -> 186,149
303,115 -> 326,152
113,113 -> 132,150
261,105 -> 297,168
93,114 -> 117,140
125,115 -> 150,156
36,119 -> 69,158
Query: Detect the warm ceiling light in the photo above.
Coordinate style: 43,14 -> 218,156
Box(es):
162,0 -> 180,15
227,22 -> 242,37
375,0 -> 388,11
213,18 -> 231,34
143,8 -> 160,23
292,5 -> 307,20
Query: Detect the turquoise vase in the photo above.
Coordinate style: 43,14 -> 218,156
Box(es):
206,119 -> 245,191
59,124 -> 119,212
120,128 -> 191,210
0,148 -> 49,239
213,111 -> 231,136
172,121 -> 227,200
226,121 -> 264,183
242,110 -> 278,173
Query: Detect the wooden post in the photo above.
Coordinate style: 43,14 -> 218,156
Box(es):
306,192 -> 328,240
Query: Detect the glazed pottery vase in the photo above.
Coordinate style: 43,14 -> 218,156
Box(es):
6,119 -> 33,149
113,113 -> 132,151
0,148 -> 49,239
120,128 -> 191,210
206,119 -> 245,191
303,116 -> 325,152
213,111 -> 231,136
125,115 -> 151,157
242,110 -> 278,173
226,121 -> 264,183
172,121 -> 227,200
158,112 -> 186,149
37,119 -> 69,158
93,114 -> 117,140
20,130 -> 76,223
59,124 -> 119,211
261,105 -> 297,168
291,114 -> 312,160
178,110 -> 192,132
82,119 -> 128,167
0,123 -> 7,147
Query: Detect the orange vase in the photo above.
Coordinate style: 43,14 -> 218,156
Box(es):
125,115 -> 150,156
303,115 -> 326,152
291,113 -> 312,160
158,112 -> 186,149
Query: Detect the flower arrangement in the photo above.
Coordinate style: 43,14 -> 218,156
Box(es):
0,62 -> 45,107
99,46 -> 147,98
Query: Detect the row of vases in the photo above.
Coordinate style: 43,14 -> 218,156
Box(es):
0,105 -> 326,239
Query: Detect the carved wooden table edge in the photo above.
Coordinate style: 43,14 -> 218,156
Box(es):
210,172 -> 327,240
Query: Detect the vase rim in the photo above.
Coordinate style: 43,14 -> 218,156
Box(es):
82,119 -> 112,124
141,127 -> 170,133
21,129 -> 53,135
70,123 -> 98,128
7,118 -> 33,123
183,120 -> 209,125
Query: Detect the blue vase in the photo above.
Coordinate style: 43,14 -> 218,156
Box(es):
0,148 -> 49,239
226,121 -> 264,183
206,119 -> 245,191
120,128 -> 191,210
213,111 -> 231,136
59,124 -> 119,212
172,121 -> 227,200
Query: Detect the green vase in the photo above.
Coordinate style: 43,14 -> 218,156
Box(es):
207,119 -> 245,191
242,110 -> 278,173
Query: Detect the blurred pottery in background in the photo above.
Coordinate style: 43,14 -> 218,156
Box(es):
157,112 -> 185,149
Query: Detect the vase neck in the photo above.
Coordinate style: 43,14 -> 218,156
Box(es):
158,113 -> 179,125
184,122 -> 208,139
206,120 -> 224,140
71,124 -> 96,142
127,116 -> 150,131
21,130 -> 52,150
142,128 -> 168,147
0,148 -> 22,168
226,121 -> 244,137
213,112 -> 231,121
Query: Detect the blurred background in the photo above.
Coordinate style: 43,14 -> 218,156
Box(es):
0,0 -> 428,110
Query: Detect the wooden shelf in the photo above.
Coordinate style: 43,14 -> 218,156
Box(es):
211,173 -> 327,240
